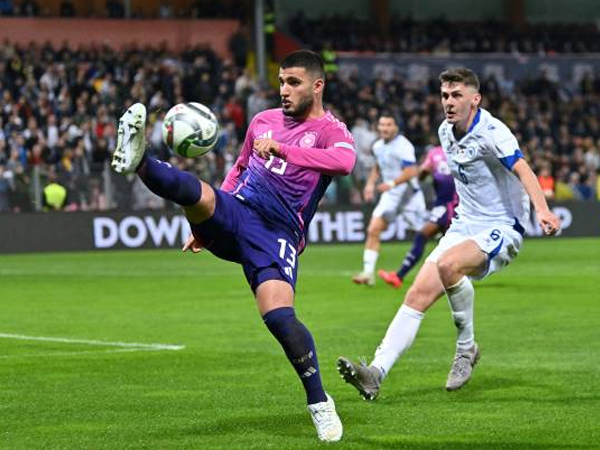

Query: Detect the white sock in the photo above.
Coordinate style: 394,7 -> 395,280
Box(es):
446,276 -> 475,353
371,304 -> 424,379
363,249 -> 378,275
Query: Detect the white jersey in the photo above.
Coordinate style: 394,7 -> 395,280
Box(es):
438,108 -> 530,228
373,134 -> 420,198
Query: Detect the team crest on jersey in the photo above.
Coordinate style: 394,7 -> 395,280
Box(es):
452,144 -> 477,163
299,132 -> 317,148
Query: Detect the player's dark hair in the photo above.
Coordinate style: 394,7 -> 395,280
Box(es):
379,111 -> 399,125
439,68 -> 480,91
281,50 -> 325,79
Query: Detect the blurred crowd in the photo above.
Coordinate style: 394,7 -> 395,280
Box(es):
0,39 -> 599,213
0,0 -> 249,19
289,13 -> 600,54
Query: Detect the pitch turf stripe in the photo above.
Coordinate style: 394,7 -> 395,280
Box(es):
0,333 -> 185,351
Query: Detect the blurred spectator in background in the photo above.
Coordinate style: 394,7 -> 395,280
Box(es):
42,171 -> 67,211
106,0 -> 124,18
288,14 -> 600,54
228,26 -> 249,69
20,0 -> 39,16
0,0 -> 14,16
537,162 -> 555,200
59,0 -> 75,17
0,164 -> 13,211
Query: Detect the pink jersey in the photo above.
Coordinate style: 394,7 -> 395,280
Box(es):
421,145 -> 457,205
222,108 -> 355,245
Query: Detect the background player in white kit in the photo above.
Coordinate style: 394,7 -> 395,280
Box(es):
339,68 -> 561,399
353,113 -> 426,286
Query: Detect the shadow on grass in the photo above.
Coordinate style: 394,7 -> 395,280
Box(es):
355,437 -> 595,449
190,411 -> 307,439
381,375 -> 600,405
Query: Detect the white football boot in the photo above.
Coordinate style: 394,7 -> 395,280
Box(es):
352,271 -> 375,286
111,103 -> 147,174
307,393 -> 343,442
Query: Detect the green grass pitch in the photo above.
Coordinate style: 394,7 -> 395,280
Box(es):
1,238 -> 599,449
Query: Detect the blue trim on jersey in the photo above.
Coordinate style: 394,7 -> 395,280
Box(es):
482,236 -> 504,278
467,109 -> 481,134
513,218 -> 525,236
488,237 -> 504,261
402,160 -> 416,167
499,149 -> 524,170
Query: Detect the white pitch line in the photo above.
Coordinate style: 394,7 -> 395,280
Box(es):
0,348 -> 149,359
0,333 -> 185,351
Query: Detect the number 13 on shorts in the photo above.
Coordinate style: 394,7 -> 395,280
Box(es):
278,238 -> 297,280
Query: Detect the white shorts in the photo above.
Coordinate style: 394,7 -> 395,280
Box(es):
425,220 -> 523,280
372,189 -> 426,230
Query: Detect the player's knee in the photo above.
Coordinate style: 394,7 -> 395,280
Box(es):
367,219 -> 384,237
436,255 -> 462,285
183,182 -> 215,224
404,285 -> 431,311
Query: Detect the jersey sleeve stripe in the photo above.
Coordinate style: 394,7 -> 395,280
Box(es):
334,142 -> 355,151
499,149 -> 524,170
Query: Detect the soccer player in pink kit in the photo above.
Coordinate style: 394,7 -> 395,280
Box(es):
378,144 -> 459,289
110,50 -> 355,442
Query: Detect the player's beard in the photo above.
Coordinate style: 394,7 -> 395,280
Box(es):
282,95 -> 314,118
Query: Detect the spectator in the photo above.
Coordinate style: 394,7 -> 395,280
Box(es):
537,163 -> 555,200
42,171 -> 67,211
0,0 -> 14,16
0,164 -> 13,211
20,0 -> 39,16
59,0 -> 75,16
106,0 -> 124,18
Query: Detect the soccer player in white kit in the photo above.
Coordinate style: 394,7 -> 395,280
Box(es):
353,113 -> 426,286
338,68 -> 561,399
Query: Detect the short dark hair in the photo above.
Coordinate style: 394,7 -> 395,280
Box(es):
439,68 -> 480,91
379,111 -> 399,125
280,50 -> 325,79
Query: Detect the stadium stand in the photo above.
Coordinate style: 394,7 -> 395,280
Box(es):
1,15 -> 599,211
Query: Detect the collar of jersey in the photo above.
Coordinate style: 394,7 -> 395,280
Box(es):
467,108 -> 482,134
451,108 -> 481,143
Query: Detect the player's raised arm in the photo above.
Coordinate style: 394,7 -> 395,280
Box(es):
280,141 -> 356,175
512,158 -> 561,235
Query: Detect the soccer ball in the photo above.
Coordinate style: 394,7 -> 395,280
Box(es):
162,102 -> 219,157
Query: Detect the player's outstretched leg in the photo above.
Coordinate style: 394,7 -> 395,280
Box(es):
111,103 -> 147,174
112,103 -> 204,210
336,357 -> 382,400
446,342 -> 481,391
